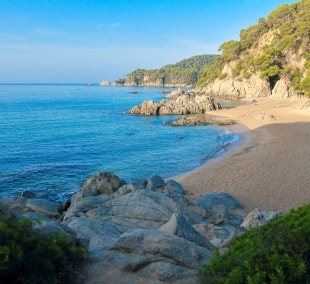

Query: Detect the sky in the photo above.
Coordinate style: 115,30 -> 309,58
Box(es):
0,0 -> 298,84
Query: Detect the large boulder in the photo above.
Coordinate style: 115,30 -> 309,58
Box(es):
130,100 -> 159,115
63,194 -> 112,220
73,229 -> 213,283
272,77 -> 297,98
72,172 -> 125,203
26,198 -> 59,218
159,213 -> 215,250
64,188 -> 179,243
112,229 -> 214,270
240,208 -> 282,229
198,192 -> 246,226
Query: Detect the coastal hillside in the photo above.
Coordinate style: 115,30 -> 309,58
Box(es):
198,0 -> 310,98
123,54 -> 217,87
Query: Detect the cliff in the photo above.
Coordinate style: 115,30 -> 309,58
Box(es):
197,0 -> 310,99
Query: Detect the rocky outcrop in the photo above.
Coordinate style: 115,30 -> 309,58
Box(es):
26,198 -> 59,218
271,77 -> 298,99
128,92 -> 223,116
1,172 -> 283,283
240,208 -> 282,229
200,74 -> 272,99
59,173 -> 220,283
170,114 -> 236,126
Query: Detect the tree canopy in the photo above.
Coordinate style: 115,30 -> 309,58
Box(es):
123,54 -> 218,86
198,0 -> 310,97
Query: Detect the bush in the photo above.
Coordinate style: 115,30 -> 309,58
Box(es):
199,203 -> 310,284
0,204 -> 85,284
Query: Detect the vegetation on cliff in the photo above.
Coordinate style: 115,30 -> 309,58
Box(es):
123,54 -> 217,86
0,204 -> 85,283
199,203 -> 310,283
198,0 -> 310,97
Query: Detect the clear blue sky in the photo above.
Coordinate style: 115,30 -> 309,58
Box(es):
0,0 -> 297,83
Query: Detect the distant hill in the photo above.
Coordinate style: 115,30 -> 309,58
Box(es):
122,54 -> 218,87
198,0 -> 310,97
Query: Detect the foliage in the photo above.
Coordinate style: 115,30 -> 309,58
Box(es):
199,203 -> 310,284
114,78 -> 125,85
0,204 -> 85,284
219,40 -> 242,62
239,18 -> 269,50
125,54 -> 218,86
197,0 -> 310,97
301,75 -> 310,97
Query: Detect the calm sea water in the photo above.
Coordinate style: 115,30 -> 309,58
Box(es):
0,84 -> 238,202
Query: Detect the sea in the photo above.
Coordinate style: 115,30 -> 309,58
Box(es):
0,84 -> 239,202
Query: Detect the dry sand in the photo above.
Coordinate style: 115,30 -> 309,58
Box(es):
176,97 -> 310,212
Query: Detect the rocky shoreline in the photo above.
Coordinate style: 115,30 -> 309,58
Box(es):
127,88 -> 239,127
128,89 -> 222,115
1,171 -> 282,283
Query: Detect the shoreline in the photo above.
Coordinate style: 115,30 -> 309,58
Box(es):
169,123 -> 249,182
175,97 -> 310,212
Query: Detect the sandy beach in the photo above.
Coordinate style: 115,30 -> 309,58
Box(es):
176,97 -> 310,212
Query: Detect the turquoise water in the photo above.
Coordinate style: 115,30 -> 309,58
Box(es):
0,85 -> 238,201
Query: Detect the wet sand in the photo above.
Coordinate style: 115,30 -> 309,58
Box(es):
176,97 -> 310,212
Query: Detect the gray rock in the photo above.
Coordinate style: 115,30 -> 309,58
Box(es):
21,190 -> 35,199
64,188 -> 179,242
78,250 -> 163,284
88,235 -> 119,252
241,208 -> 282,229
64,194 -> 111,220
33,219 -> 77,241
23,212 -> 54,222
159,213 -> 215,250
26,198 -> 59,218
147,175 -> 165,191
198,192 -> 246,226
113,184 -> 136,197
72,172 -> 125,202
111,189 -> 177,224
36,172 -> 278,283
193,222 -> 245,249
64,217 -> 122,242
138,261 -> 197,283
132,178 -> 148,189
0,196 -> 28,217
164,179 -> 187,202
198,192 -> 243,215
112,229 -> 214,270
210,204 -> 229,225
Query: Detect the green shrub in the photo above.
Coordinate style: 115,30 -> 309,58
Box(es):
0,204 -> 85,284
301,75 -> 310,97
199,203 -> 310,284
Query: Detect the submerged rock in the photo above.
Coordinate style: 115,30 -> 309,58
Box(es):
170,114 -> 236,126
